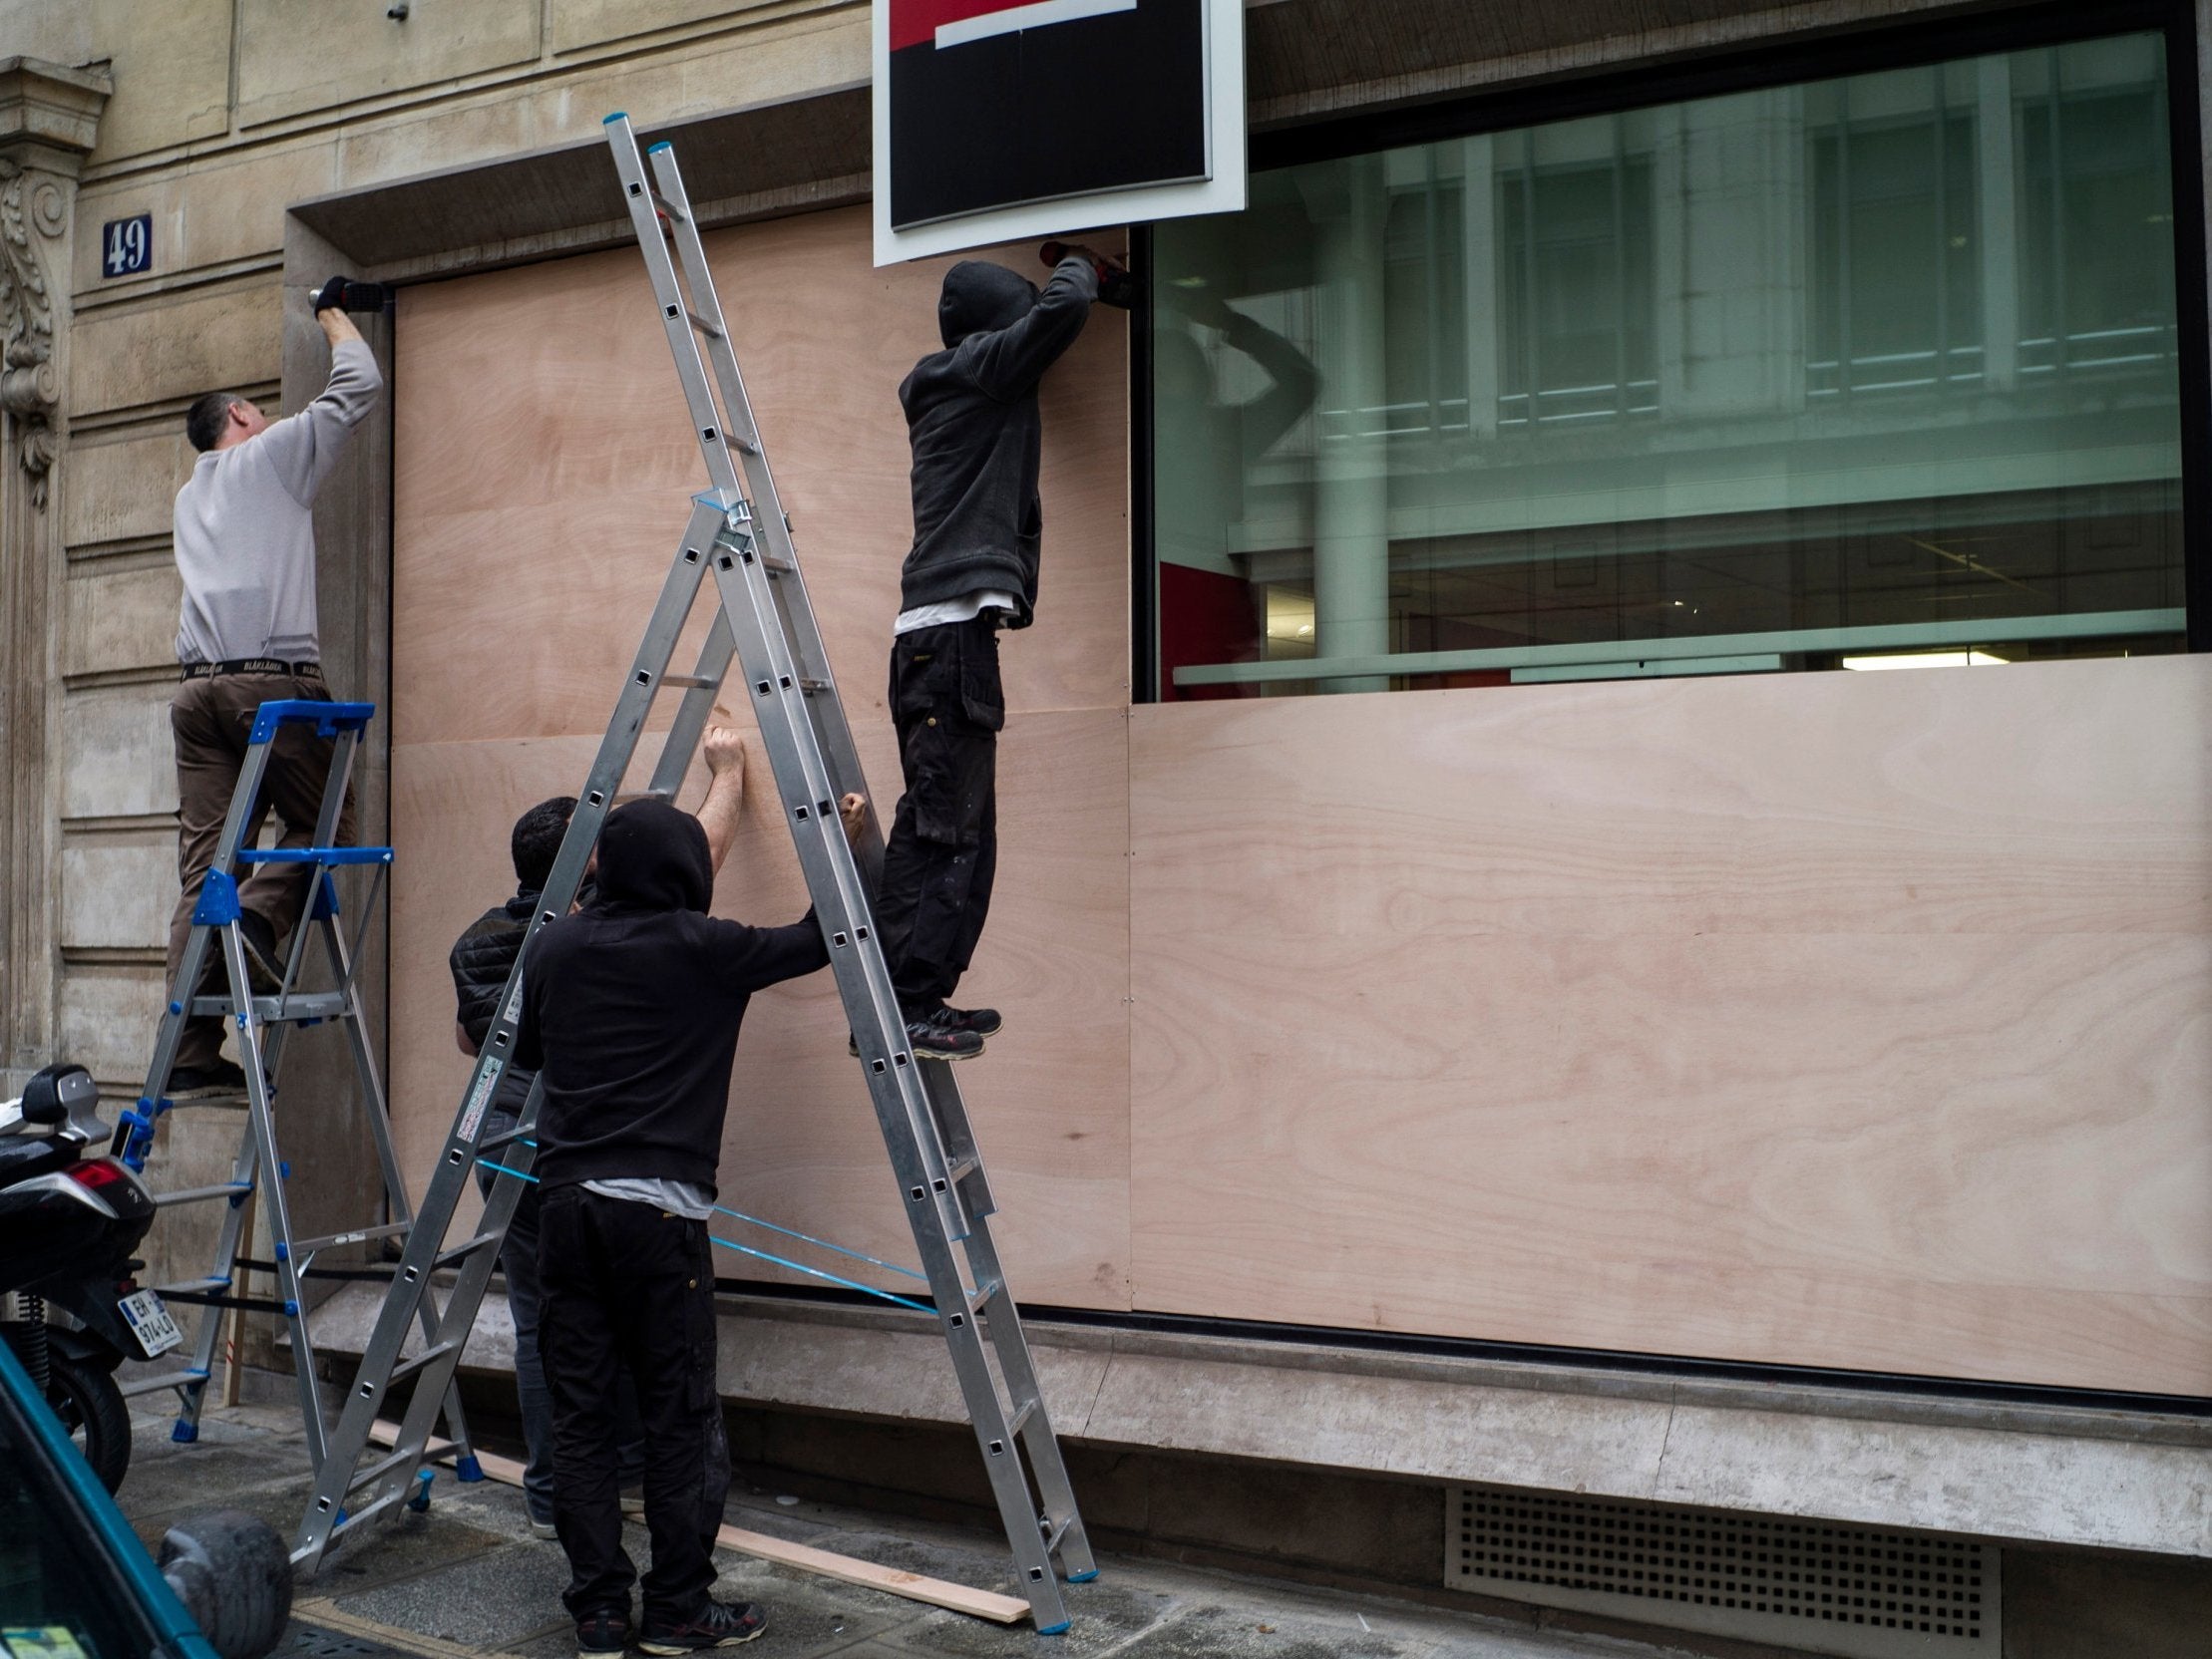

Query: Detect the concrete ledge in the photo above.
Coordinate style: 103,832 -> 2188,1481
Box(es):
304,1285 -> 2212,1561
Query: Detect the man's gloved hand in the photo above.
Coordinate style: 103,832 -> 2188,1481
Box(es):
313,275 -> 389,315
1040,241 -> 1138,310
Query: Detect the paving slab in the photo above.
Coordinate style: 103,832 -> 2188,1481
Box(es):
866,1576 -> 1168,1656
332,1540 -> 573,1649
1124,1603 -> 1432,1659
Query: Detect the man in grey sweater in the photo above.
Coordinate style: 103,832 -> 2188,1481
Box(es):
164,285 -> 383,1096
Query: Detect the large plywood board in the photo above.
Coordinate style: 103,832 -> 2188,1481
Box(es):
392,208 -> 1130,1309
1129,657 -> 2212,1395
392,204 -> 1128,751
388,713 -> 1130,1308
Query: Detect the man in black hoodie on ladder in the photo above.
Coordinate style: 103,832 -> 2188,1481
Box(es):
516,726 -> 864,1656
877,243 -> 1132,1060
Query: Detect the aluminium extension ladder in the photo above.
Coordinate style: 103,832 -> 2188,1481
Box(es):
117,699 -> 478,1484
292,116 -> 1097,1629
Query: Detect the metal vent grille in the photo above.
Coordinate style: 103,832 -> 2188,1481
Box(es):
1448,1487 -> 1998,1659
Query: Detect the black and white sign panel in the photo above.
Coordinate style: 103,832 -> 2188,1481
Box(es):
873,0 -> 1245,264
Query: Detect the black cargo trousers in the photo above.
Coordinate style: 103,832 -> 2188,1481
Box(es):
537,1185 -> 729,1626
875,614 -> 1003,1014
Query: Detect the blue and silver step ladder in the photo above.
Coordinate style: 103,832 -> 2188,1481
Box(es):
292,118 -> 1096,1631
116,698 -> 478,1488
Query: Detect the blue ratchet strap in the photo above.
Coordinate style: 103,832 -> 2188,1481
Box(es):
710,1203 -> 929,1283
707,1234 -> 934,1316
473,1157 -> 934,1315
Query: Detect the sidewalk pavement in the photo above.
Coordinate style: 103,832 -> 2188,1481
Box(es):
117,1402 -> 1728,1659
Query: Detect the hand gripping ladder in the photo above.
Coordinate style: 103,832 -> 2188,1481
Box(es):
294,118 -> 1097,1627
117,699 -> 476,1480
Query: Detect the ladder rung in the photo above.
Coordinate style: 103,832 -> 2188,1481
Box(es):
797,677 -> 829,696
649,190 -> 685,223
153,1275 -> 230,1296
386,1342 -> 457,1388
947,1156 -> 979,1185
187,993 -> 350,1022
154,1180 -> 254,1208
233,845 -> 393,866
1007,1398 -> 1037,1439
346,1445 -> 421,1494
967,1279 -> 1001,1316
478,1124 -> 532,1154
436,1233 -> 501,1269
329,1485 -> 409,1535
1041,1513 -> 1073,1554
660,674 -> 717,690
683,309 -> 722,340
612,789 -> 676,806
288,1220 -> 409,1255
119,1368 -> 210,1400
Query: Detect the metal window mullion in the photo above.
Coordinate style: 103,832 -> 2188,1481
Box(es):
1932,67 -> 1951,386
1838,79 -> 1854,396
2048,49 -> 2068,374
1424,149 -> 1444,443
1612,118 -> 1628,420
1522,150 -> 1541,411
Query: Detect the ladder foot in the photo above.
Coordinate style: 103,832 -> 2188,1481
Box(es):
454,1454 -> 486,1484
407,1470 -> 434,1513
171,1419 -> 199,1445
1036,1620 -> 1071,1636
1067,1569 -> 1098,1583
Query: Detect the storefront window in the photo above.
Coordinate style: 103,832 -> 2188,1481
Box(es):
1150,33 -> 2187,698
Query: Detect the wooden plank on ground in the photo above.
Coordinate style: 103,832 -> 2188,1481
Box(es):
370,1422 -> 1027,1624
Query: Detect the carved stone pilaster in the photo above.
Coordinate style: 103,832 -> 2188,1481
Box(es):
0,58 -> 106,1089
0,155 -> 66,509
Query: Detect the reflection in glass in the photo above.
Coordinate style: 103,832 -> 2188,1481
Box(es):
1151,34 -> 2186,699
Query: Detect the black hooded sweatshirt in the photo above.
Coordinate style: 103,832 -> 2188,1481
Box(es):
897,255 -> 1099,625
514,800 -> 827,1194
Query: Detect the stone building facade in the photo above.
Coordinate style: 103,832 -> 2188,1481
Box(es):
1,3 -> 2208,1654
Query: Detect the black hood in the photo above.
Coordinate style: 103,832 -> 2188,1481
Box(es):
588,800 -> 712,916
938,261 -> 1037,347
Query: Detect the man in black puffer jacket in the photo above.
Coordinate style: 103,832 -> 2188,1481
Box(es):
449,795 -> 646,1539
875,244 -> 1129,1061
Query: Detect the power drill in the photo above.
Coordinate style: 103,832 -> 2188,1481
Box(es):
312,275 -> 392,315
1040,242 -> 1137,310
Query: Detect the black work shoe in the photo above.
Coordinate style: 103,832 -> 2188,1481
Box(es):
903,1006 -> 984,1062
638,1600 -> 765,1653
574,1609 -> 631,1658
947,1006 -> 1002,1038
168,1060 -> 247,1100
235,913 -> 286,996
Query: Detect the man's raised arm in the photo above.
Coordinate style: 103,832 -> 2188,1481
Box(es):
260,284 -> 385,507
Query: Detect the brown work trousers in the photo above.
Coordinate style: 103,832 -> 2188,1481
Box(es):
166,672 -> 358,1070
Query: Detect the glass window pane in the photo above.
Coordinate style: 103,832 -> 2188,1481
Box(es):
1150,32 -> 2186,699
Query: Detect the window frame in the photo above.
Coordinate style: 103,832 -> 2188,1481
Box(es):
1127,0 -> 2212,701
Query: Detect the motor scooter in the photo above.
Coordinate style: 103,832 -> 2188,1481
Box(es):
0,1062 -> 171,1492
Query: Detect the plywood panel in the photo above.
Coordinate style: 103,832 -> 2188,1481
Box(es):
391,204 -> 1127,750
391,202 -> 1131,1311
1129,656 -> 2212,1395
389,709 -> 1130,1308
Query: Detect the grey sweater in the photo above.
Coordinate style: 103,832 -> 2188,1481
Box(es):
173,338 -> 383,665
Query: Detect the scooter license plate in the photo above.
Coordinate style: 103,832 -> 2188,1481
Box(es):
118,1289 -> 182,1359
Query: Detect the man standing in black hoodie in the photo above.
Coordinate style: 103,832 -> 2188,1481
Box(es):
876,245 -> 1129,1060
515,730 -> 863,1656
450,795 -> 647,1539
